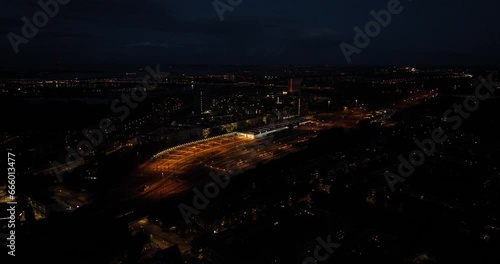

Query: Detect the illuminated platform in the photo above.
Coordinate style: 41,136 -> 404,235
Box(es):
237,117 -> 312,139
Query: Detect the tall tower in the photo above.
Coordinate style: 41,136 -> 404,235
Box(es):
289,79 -> 293,93
194,87 -> 211,115
298,98 -> 301,116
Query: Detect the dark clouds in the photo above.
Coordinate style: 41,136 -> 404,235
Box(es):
1,0 -> 499,69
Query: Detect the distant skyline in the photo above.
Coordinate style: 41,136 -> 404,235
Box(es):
1,0 -> 500,70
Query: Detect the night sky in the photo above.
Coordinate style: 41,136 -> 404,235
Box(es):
1,0 -> 499,69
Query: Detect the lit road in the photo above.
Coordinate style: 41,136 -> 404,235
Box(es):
129,218 -> 191,253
